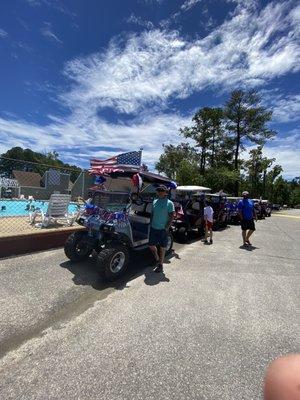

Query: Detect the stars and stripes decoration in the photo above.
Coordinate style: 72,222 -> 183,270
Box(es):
90,150 -> 142,175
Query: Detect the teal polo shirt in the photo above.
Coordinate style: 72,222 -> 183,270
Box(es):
151,198 -> 175,230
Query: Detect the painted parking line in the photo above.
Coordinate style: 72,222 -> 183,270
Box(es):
272,214 -> 300,219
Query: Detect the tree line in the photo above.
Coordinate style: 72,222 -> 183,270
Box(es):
0,147 -> 82,183
156,90 -> 300,206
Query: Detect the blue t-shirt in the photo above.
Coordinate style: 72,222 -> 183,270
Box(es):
238,199 -> 254,220
151,198 -> 175,230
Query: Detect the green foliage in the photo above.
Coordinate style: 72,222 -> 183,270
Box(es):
156,90 -> 298,205
202,168 -> 241,194
224,90 -> 275,170
290,184 -> 300,206
180,107 -> 230,173
271,176 -> 291,205
244,146 -> 276,198
175,160 -> 201,186
156,143 -> 199,180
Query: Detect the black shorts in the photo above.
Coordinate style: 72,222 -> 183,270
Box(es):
241,219 -> 256,231
149,227 -> 168,248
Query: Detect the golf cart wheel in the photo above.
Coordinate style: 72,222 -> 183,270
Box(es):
165,232 -> 174,255
177,227 -> 189,243
97,245 -> 130,281
64,231 -> 91,262
213,222 -> 219,231
198,225 -> 205,237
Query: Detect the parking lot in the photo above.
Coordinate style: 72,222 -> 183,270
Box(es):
0,210 -> 299,399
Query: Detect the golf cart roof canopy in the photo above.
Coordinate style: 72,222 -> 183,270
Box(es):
207,192 -> 227,198
89,189 -> 130,195
227,196 -> 241,200
176,185 -> 211,192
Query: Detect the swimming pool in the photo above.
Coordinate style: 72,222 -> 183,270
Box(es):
0,199 -> 79,217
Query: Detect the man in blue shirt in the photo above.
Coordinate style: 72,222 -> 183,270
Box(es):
238,191 -> 257,246
149,185 -> 175,273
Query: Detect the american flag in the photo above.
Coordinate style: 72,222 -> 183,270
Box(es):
90,150 -> 142,174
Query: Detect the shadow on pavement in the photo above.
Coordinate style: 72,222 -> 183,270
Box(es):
239,245 -> 259,251
144,268 -> 170,286
60,248 -> 178,291
175,225 -> 230,244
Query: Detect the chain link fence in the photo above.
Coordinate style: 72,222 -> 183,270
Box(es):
0,157 -> 96,238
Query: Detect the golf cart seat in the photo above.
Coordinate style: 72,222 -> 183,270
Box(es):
129,210 -> 150,242
129,213 -> 150,224
145,203 -> 153,214
129,202 -> 150,223
191,202 -> 200,210
131,203 -> 145,213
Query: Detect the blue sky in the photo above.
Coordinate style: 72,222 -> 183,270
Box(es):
0,0 -> 299,177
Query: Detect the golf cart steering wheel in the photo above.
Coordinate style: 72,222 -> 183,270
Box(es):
130,193 -> 143,206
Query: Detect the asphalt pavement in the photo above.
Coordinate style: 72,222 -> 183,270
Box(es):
0,210 -> 299,399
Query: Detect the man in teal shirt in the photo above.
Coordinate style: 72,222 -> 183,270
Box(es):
149,185 -> 175,273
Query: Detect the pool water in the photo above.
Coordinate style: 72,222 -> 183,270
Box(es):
0,199 -> 79,217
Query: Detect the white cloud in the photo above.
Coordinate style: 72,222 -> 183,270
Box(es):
1,0 -> 300,178
40,22 -> 63,44
27,0 -> 76,18
0,28 -> 8,38
63,1 -> 300,115
181,0 -> 201,12
271,95 -> 300,123
1,112 -> 298,177
0,112 -> 191,169
261,89 -> 300,123
126,14 -> 154,29
263,131 -> 300,179
241,130 -> 300,179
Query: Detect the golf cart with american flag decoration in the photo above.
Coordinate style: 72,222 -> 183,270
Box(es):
64,152 -> 175,281
172,185 -> 211,242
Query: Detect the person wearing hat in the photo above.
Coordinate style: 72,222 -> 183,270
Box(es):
149,185 -> 175,273
238,191 -> 257,246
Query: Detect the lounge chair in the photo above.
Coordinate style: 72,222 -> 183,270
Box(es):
29,194 -> 77,227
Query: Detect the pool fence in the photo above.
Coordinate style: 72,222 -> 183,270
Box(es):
0,157 -> 93,239
0,156 -> 134,242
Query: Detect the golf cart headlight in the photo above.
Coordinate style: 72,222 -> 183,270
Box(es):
100,224 -> 115,233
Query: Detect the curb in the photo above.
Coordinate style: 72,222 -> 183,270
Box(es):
0,227 -> 85,258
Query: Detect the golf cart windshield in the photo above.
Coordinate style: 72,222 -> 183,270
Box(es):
206,194 -> 227,204
91,191 -> 130,211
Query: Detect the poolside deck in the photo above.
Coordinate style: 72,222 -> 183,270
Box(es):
0,215 -> 84,239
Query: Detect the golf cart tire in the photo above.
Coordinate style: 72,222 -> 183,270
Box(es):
97,245 -> 130,281
177,227 -> 189,243
198,225 -> 205,237
213,222 -> 219,231
64,231 -> 91,262
166,232 -> 174,255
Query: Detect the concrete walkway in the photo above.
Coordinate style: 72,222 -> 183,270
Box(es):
0,210 -> 299,399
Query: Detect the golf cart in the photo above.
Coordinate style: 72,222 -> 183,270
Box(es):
253,199 -> 265,219
262,200 -> 272,217
226,196 -> 241,224
172,185 -> 211,242
64,169 -> 174,281
205,192 -> 229,229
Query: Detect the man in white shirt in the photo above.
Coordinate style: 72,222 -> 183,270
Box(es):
203,202 -> 214,245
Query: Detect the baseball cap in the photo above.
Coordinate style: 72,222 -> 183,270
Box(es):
156,185 -> 168,192
242,191 -> 249,196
